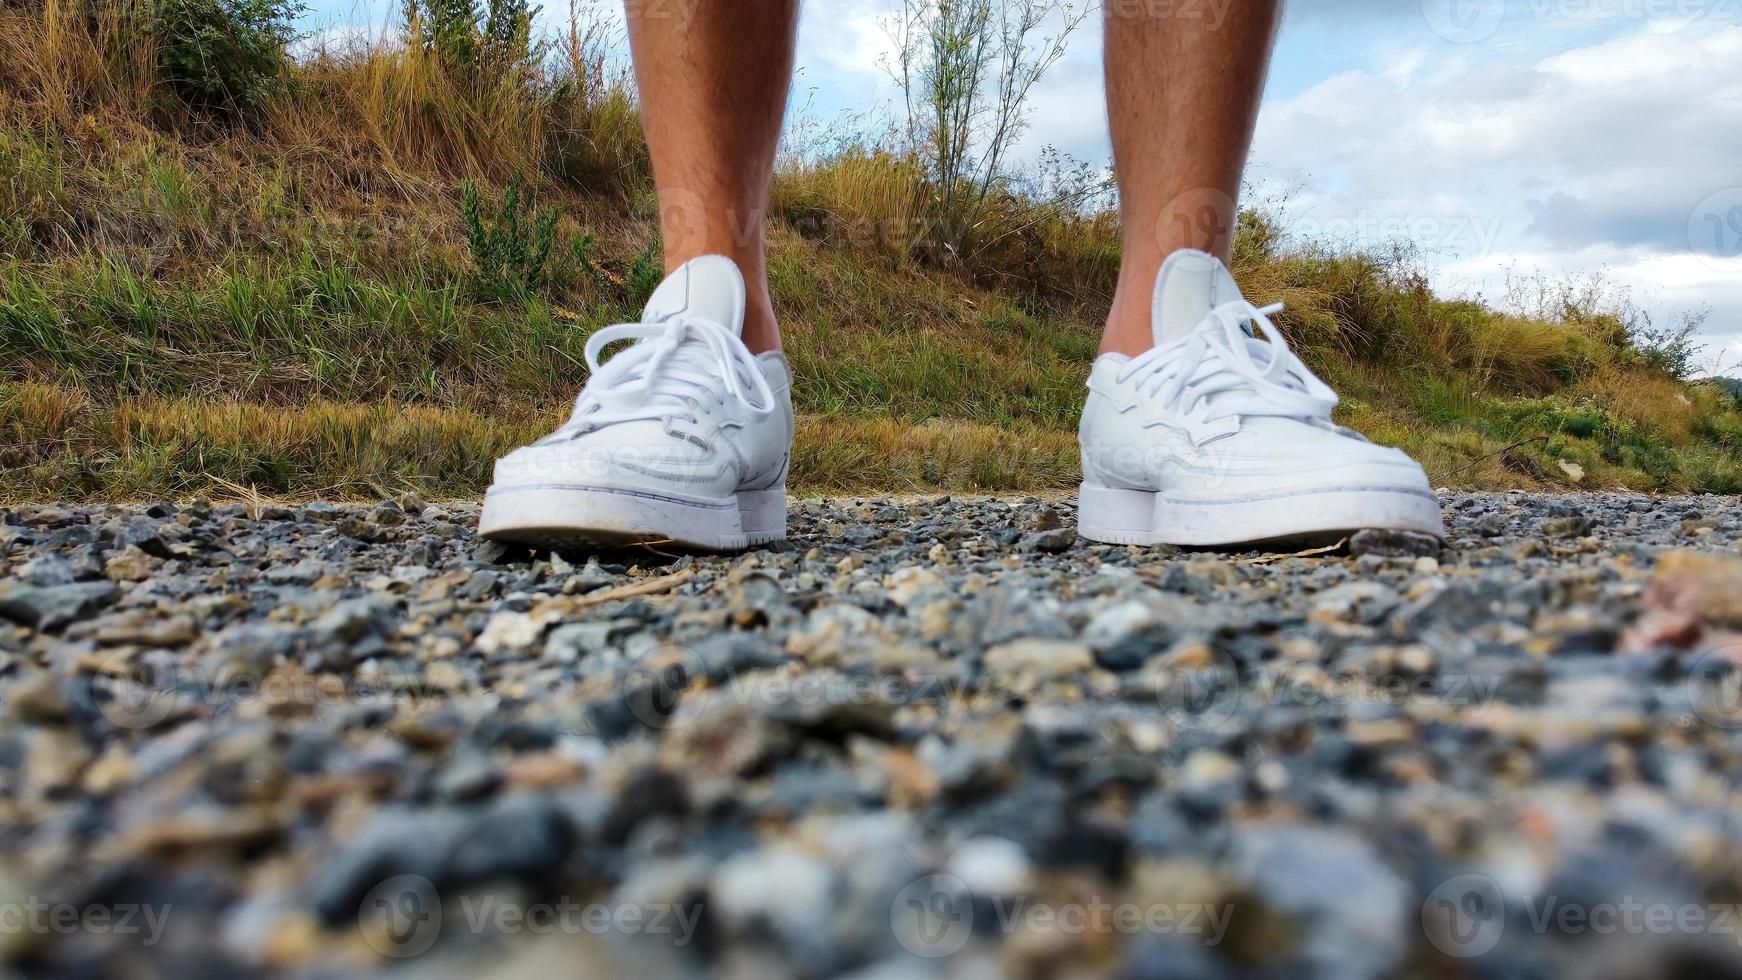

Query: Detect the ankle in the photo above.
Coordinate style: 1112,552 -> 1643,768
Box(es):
662,243 -> 781,354
742,295 -> 782,355
1100,288 -> 1154,357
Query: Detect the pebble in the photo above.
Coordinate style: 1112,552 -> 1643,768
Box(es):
1348,528 -> 1441,558
0,492 -> 1731,977
0,579 -> 119,630
1542,514 -> 1596,539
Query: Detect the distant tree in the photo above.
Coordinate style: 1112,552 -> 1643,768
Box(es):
150,0 -> 303,120
882,0 -> 1091,260
403,0 -> 542,88
1630,306 -> 1708,381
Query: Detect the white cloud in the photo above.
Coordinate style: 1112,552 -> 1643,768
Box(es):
1248,24 -> 1742,349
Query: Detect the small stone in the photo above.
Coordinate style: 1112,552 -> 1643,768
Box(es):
1541,515 -> 1594,539
9,672 -> 70,724
103,546 -> 156,582
367,500 -> 405,526
503,751 -> 589,789
1185,557 -> 1240,588
0,580 -> 120,630
436,752 -> 500,802
472,539 -> 509,564
477,612 -> 544,654
1621,550 -> 1742,651
264,558 -> 324,584
711,846 -> 834,952
311,599 -> 381,645
1309,582 -> 1400,625
1175,749 -> 1243,817
1021,527 -> 1077,553
1347,528 -> 1441,559
948,836 -> 1031,895
1082,600 -> 1173,672
1682,517 -> 1720,536
445,798 -> 575,882
983,638 -> 1094,690
544,621 -> 632,663
1029,506 -> 1067,532
459,569 -> 500,601
687,633 -> 788,681
564,561 -> 616,594
92,612 -> 199,647
19,554 -> 77,585
886,567 -> 945,608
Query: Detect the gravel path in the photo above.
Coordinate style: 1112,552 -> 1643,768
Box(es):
3,492 -> 1742,978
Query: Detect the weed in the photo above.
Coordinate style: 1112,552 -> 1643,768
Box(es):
460,177 -> 559,304
149,0 -> 303,119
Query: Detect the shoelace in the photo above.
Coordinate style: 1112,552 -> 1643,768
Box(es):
1116,299 -> 1338,423
549,315 -> 775,438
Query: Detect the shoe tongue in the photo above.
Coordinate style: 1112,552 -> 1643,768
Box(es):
641,255 -> 748,336
1152,249 -> 1243,347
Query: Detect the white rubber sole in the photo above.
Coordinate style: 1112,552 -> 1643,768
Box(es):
1077,483 -> 1444,547
479,483 -> 786,551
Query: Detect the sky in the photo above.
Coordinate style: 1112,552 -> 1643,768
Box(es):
299,0 -> 1742,373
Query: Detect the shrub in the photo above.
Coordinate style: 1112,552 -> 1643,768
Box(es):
624,242 -> 663,311
149,0 -> 302,119
460,177 -> 559,303
1630,307 -> 1707,380
405,0 -> 540,87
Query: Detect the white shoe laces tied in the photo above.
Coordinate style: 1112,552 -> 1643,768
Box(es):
555,315 -> 776,436
1116,299 -> 1338,423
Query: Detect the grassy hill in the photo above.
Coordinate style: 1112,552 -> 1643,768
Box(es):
3,1 -> 1739,501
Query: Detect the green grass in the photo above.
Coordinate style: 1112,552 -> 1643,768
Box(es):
2,3 -> 1737,501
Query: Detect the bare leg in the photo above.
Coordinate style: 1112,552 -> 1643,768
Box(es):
1101,1 -> 1281,356
626,0 -> 799,353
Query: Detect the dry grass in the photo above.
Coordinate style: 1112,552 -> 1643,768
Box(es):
0,383 -> 1078,499
1,2 -> 1736,502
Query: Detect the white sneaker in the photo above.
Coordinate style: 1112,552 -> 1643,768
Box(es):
480,256 -> 794,550
1077,250 -> 1443,546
